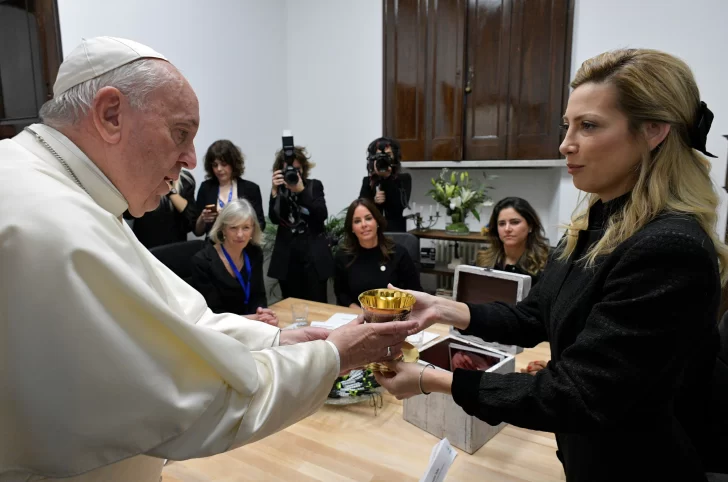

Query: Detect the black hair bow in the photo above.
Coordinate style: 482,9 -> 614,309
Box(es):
689,101 -> 717,158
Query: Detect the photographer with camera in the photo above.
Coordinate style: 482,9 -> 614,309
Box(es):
268,134 -> 334,303
359,137 -> 412,232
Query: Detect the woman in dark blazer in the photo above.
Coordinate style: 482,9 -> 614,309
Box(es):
268,145 -> 334,303
374,49 -> 728,481
190,199 -> 277,325
194,140 -> 265,238
334,198 -> 421,308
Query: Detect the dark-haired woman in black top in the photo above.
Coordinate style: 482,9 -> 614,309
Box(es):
334,198 -> 421,308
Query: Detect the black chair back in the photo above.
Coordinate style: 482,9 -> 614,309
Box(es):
700,312 -> 728,474
385,232 -> 420,274
719,312 -> 728,366
149,240 -> 206,282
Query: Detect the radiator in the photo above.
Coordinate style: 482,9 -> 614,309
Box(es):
432,239 -> 484,291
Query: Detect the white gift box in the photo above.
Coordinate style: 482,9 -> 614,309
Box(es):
451,265 -> 533,354
403,335 -> 515,454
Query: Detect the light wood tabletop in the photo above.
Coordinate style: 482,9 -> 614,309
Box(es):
163,298 -> 564,482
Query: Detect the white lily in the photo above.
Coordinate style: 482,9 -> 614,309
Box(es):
483,199 -> 494,207
460,188 -> 474,205
450,196 -> 462,210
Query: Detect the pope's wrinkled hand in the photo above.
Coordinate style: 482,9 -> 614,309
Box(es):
279,327 -> 331,345
327,315 -> 419,373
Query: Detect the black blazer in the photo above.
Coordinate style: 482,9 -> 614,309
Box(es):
451,194 -> 721,481
359,173 -> 412,232
493,261 -> 542,286
189,242 -> 267,315
124,170 -> 198,249
267,178 -> 334,281
334,244 -> 422,307
195,177 -> 266,232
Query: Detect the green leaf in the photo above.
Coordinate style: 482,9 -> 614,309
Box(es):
471,209 -> 480,222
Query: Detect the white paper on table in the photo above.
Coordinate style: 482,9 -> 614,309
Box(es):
327,313 -> 359,325
309,313 -> 359,330
419,438 -> 457,482
408,331 -> 439,347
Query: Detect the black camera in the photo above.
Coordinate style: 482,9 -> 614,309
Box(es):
280,130 -> 300,186
283,165 -> 300,185
282,130 -> 295,162
370,151 -> 391,173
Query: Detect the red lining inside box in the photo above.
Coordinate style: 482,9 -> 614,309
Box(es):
419,337 -> 505,372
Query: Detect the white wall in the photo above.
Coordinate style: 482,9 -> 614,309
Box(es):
408,168 -> 562,244
282,0 -> 728,240
569,0 -> 728,238
57,0 -> 728,239
285,0 -> 383,219
57,0 -> 290,204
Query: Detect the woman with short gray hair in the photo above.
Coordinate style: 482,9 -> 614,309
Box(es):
191,199 -> 277,325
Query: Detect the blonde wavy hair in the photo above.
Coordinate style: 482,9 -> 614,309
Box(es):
560,49 -> 728,285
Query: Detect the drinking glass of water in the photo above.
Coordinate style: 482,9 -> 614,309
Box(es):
291,303 -> 309,325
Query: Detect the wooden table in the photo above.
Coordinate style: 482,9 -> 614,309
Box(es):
409,229 -> 489,243
163,298 -> 563,482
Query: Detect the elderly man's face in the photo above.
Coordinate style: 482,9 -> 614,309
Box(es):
122,65 -> 199,216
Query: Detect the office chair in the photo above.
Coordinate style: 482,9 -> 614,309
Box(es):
149,239 -> 206,283
384,232 -> 421,274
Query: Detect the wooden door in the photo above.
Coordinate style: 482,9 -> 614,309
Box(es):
505,0 -> 572,159
425,0 -> 466,161
0,0 -> 62,140
383,0 -> 428,161
384,0 -> 573,161
462,0 -> 511,160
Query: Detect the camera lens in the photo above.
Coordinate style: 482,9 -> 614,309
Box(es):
373,152 -> 391,173
284,166 -> 299,184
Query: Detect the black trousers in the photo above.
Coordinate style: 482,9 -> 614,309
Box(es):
279,236 -> 329,303
385,216 -> 407,233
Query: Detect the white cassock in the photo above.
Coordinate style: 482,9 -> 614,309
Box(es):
0,124 -> 340,481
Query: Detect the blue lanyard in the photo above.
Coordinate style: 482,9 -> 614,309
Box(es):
218,184 -> 234,209
221,245 -> 251,304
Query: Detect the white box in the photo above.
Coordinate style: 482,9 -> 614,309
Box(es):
451,265 -> 532,354
403,334 -> 515,454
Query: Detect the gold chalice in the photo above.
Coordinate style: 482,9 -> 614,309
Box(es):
358,288 -> 419,372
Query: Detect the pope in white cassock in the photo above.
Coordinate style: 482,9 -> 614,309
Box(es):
0,37 -> 417,481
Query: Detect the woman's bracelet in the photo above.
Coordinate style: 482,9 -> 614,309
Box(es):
419,363 -> 435,395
